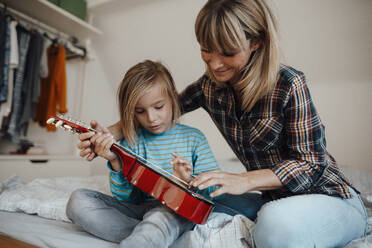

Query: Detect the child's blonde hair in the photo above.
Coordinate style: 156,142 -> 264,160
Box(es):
117,60 -> 180,145
195,0 -> 280,112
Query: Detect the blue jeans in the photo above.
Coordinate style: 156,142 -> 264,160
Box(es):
66,189 -> 194,247
215,187 -> 368,248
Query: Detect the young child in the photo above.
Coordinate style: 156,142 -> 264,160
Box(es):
66,60 -> 220,247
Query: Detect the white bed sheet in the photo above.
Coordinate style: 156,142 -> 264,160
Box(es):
0,174 -> 255,248
0,162 -> 371,248
0,211 -> 117,248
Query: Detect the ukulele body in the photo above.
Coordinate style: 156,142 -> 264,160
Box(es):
111,145 -> 214,224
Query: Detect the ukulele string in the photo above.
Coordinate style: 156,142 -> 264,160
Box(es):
113,141 -> 191,186
83,127 -> 191,187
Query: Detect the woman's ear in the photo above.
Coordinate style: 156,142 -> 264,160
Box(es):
250,40 -> 261,52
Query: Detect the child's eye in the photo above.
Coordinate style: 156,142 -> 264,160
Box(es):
201,49 -> 211,53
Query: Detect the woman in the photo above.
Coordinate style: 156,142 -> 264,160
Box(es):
78,0 -> 368,247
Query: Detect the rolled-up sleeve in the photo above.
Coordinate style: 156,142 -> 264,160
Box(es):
272,72 -> 326,193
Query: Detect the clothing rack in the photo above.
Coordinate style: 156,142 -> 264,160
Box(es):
0,2 -> 86,59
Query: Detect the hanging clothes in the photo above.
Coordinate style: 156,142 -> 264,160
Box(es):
6,25 -> 30,143
39,38 -> 50,78
19,30 -> 44,136
0,14 -> 6,88
34,44 -> 68,131
0,15 -> 10,103
0,20 -> 19,128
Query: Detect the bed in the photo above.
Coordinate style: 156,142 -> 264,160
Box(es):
0,160 -> 371,248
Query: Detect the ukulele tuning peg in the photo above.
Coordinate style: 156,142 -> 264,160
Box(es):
46,117 -> 55,124
56,120 -> 64,128
64,125 -> 72,131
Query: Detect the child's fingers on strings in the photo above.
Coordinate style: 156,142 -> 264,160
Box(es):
89,120 -> 100,130
78,131 -> 94,142
171,153 -> 190,165
93,133 -> 105,146
102,136 -> 114,154
86,152 -> 96,161
90,132 -> 104,145
77,140 -> 90,149
171,152 -> 180,158
79,147 -> 91,157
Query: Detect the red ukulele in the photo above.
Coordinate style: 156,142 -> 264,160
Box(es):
47,115 -> 214,224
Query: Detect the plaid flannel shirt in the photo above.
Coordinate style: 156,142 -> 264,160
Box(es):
180,64 -> 352,200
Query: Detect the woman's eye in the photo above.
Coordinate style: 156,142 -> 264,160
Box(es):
222,52 -> 236,57
201,49 -> 210,53
155,105 -> 164,110
135,109 -> 144,114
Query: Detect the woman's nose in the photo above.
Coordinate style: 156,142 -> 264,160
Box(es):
208,53 -> 224,70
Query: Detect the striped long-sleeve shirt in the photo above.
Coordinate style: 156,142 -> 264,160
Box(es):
108,123 -> 219,203
179,64 -> 353,200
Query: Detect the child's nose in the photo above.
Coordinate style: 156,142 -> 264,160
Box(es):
146,110 -> 156,122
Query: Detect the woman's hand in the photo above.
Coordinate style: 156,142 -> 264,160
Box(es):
190,169 -> 283,197
190,171 -> 251,198
170,152 -> 193,183
77,120 -> 110,161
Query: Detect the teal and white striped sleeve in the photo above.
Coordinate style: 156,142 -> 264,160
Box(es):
107,139 -> 134,201
107,167 -> 134,201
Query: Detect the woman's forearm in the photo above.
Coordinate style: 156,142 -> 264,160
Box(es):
243,169 -> 283,191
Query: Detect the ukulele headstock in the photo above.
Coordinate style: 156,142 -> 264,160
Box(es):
46,114 -> 92,134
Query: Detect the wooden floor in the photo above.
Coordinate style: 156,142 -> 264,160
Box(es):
0,234 -> 38,248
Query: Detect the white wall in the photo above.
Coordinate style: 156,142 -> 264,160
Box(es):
84,0 -> 372,174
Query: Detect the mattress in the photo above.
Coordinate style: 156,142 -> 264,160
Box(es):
0,161 -> 370,248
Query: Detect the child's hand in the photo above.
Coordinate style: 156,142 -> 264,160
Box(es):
170,152 -> 193,183
91,132 -> 117,163
77,120 -> 110,161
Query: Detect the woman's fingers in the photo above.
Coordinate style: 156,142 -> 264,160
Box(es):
197,176 -> 224,190
192,171 -> 251,196
190,170 -> 222,187
209,186 -> 228,198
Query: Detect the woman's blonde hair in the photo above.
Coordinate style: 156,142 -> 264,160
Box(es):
195,0 -> 280,111
117,60 -> 180,146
